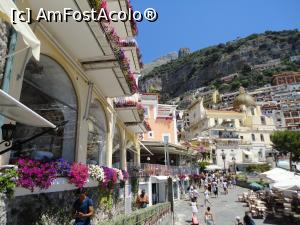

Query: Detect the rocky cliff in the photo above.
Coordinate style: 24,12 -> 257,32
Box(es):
139,30 -> 300,104
142,52 -> 178,76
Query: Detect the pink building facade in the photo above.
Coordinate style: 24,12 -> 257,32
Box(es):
141,94 -> 178,145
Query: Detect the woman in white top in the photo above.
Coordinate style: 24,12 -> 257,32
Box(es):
190,197 -> 198,216
204,188 -> 212,206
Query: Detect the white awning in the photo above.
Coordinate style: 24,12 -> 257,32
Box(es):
0,89 -> 55,128
243,150 -> 253,156
0,0 -> 40,60
261,168 -> 296,183
273,177 -> 300,191
151,176 -> 169,183
205,165 -> 222,170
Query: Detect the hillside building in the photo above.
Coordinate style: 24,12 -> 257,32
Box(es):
272,71 -> 300,85
139,94 -> 197,206
184,87 -> 276,171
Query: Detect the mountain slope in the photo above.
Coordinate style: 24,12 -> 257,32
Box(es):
139,30 -> 300,103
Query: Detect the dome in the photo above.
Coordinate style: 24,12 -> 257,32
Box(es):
233,87 -> 256,109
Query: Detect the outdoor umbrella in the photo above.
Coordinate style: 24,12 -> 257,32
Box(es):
249,182 -> 263,191
260,168 -> 295,182
205,165 -> 222,171
272,178 -> 300,191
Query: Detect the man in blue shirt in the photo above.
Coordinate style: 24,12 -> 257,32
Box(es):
73,189 -> 94,225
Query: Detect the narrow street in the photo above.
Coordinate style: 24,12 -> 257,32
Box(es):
174,187 -> 276,225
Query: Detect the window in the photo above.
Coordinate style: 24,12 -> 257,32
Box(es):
240,136 -> 243,140
258,149 -> 263,159
148,131 -> 154,138
251,134 -> 256,141
260,134 -> 265,142
87,100 -> 107,165
214,119 -> 218,125
112,126 -> 122,168
144,107 -> 149,118
251,108 -> 255,116
11,55 -> 78,162
162,134 -> 170,144
261,116 -> 266,125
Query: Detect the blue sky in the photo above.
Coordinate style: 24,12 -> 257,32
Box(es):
132,0 -> 300,63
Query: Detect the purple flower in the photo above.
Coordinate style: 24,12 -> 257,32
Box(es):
55,158 -> 71,177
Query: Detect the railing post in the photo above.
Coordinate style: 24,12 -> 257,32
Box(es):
167,177 -> 175,225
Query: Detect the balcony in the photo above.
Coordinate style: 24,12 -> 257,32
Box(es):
212,130 -> 239,139
127,163 -> 198,177
219,133 -> 239,139
114,96 -> 144,122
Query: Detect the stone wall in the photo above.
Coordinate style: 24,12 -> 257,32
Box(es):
0,20 -> 10,86
0,194 -> 7,225
3,187 -> 125,225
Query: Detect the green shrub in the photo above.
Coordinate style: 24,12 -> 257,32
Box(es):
246,164 -> 271,173
199,161 -> 210,171
0,168 -> 18,198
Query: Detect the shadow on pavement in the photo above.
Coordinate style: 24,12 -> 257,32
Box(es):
260,215 -> 298,225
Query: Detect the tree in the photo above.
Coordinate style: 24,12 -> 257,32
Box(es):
230,80 -> 241,91
271,130 -> 300,171
241,64 -> 252,74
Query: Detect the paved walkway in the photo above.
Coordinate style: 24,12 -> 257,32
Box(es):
174,186 -> 277,225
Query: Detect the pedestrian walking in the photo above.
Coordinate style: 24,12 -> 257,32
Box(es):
235,216 -> 243,225
243,212 -> 256,225
204,188 -> 212,206
213,185 -> 218,198
189,186 -> 194,200
204,207 -> 215,225
190,197 -> 198,216
211,180 -> 217,198
208,182 -> 212,193
192,186 -> 200,200
73,189 -> 94,225
232,176 -> 237,188
223,180 -> 228,195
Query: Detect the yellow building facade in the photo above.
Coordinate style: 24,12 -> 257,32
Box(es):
184,87 -> 277,170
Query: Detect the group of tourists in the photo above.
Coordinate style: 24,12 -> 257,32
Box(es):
187,171 -> 256,225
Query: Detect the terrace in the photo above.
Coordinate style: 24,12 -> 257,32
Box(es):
127,163 -> 198,177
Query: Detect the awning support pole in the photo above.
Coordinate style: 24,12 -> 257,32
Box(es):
0,121 -> 68,156
138,140 -> 154,156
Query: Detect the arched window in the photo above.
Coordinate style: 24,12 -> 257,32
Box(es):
11,55 -> 78,162
87,100 -> 107,165
112,125 -> 122,168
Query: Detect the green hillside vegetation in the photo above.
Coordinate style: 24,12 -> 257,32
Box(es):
140,30 -> 300,102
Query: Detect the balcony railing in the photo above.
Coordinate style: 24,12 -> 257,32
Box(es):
127,163 -> 198,177
114,95 -> 139,108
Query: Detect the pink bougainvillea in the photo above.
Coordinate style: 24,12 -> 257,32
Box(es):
126,0 -> 138,36
178,174 -> 187,181
16,159 -> 57,192
68,163 -> 89,188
